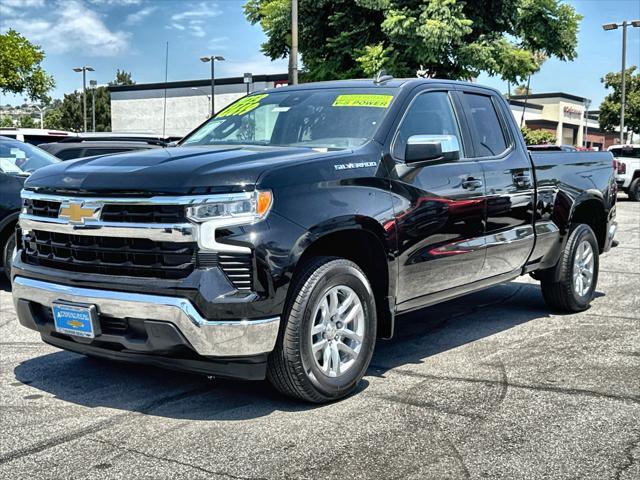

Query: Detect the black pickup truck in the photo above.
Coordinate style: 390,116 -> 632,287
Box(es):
12,79 -> 617,403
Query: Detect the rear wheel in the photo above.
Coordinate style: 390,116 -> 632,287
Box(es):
540,224 -> 599,312
628,178 -> 640,201
267,257 -> 377,403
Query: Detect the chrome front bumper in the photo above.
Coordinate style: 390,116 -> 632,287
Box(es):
12,277 -> 280,357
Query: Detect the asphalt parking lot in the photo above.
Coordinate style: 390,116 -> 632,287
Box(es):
0,198 -> 638,480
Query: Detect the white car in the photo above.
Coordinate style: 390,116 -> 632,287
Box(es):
0,127 -> 76,146
609,144 -> 640,201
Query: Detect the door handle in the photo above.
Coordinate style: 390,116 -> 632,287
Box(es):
462,178 -> 483,190
513,173 -> 532,187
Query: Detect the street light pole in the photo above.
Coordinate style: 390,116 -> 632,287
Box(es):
190,87 -> 212,117
200,55 -> 225,116
602,20 -> 640,144
290,0 -> 298,85
90,80 -> 97,132
73,66 -> 94,132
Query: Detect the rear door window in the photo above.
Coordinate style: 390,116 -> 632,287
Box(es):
463,93 -> 509,158
610,147 -> 640,158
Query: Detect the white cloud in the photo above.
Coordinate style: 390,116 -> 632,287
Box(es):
124,5 -> 157,26
0,0 -> 45,17
2,0 -> 129,56
168,1 -> 222,37
207,36 -> 228,50
88,0 -> 142,5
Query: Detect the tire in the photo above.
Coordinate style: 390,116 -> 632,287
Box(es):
628,178 -> 640,201
267,256 -> 377,403
2,231 -> 16,282
540,224 -> 599,312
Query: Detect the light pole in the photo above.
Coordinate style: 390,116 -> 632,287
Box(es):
199,55 -> 225,115
290,0 -> 298,85
73,66 -> 94,132
89,79 -> 97,132
602,20 -> 640,144
191,87 -> 212,117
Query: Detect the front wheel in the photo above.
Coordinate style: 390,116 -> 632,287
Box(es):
540,224 -> 599,312
267,257 -> 377,403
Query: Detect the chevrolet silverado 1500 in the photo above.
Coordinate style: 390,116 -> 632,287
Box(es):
12,78 -> 617,402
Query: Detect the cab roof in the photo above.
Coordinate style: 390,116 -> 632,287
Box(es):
261,78 -> 495,94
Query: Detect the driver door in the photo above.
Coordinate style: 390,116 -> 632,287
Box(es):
388,89 -> 486,308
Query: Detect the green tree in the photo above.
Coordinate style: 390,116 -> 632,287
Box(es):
43,100 -> 64,130
0,29 -> 55,102
521,126 -> 556,145
110,69 -> 135,86
18,115 -> 37,128
0,116 -> 14,127
515,84 -> 532,95
245,0 -> 581,83
599,66 -> 640,139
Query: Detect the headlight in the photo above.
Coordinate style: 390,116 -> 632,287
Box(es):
186,190 -> 273,223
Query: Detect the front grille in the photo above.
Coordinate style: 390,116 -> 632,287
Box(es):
100,316 -> 129,335
197,252 -> 253,290
22,230 -> 196,279
101,204 -> 186,223
23,198 -> 187,224
23,199 -> 60,218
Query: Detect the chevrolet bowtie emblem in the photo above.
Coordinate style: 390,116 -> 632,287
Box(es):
58,202 -> 100,224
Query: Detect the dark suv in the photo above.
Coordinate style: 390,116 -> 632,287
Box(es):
39,136 -> 166,160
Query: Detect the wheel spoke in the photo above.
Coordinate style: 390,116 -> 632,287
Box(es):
343,303 -> 361,325
337,292 -> 354,315
339,328 -> 362,343
329,290 -> 339,315
311,323 -> 325,335
313,339 -> 327,353
583,249 -> 593,265
337,341 -> 357,359
322,343 -> 331,373
330,342 -> 340,376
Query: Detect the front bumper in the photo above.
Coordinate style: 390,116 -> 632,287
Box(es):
12,276 -> 280,358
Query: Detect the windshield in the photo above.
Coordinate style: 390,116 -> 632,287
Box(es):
181,88 -> 397,149
610,147 -> 640,159
0,137 -> 60,174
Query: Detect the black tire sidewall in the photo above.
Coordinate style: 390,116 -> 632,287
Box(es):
2,233 -> 15,281
630,178 -> 640,201
295,261 -> 377,399
566,225 -> 599,309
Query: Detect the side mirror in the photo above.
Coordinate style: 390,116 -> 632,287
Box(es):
405,135 -> 460,163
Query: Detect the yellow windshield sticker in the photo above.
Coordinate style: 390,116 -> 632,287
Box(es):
332,94 -> 393,108
217,94 -> 269,118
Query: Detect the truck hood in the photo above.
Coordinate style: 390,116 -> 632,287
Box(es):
24,145 -> 332,194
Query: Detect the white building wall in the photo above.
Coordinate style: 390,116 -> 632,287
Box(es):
111,80 -> 275,137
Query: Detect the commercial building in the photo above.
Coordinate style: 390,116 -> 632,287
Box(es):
508,93 -> 617,149
108,74 -> 288,136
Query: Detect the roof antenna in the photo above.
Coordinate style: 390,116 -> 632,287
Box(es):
373,69 -> 393,84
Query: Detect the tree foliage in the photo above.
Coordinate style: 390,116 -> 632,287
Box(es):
521,126 -> 556,145
599,66 -> 639,136
43,70 -> 134,132
244,0 -> 582,82
0,29 -> 55,102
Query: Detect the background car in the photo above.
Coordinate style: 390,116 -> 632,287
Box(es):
39,135 -> 168,160
0,127 -> 76,145
609,144 -> 640,201
0,136 -> 60,279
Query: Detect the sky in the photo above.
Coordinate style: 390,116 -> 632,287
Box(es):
0,0 -> 639,108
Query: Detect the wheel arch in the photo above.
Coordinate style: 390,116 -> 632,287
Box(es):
568,194 -> 607,252
289,217 -> 395,339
